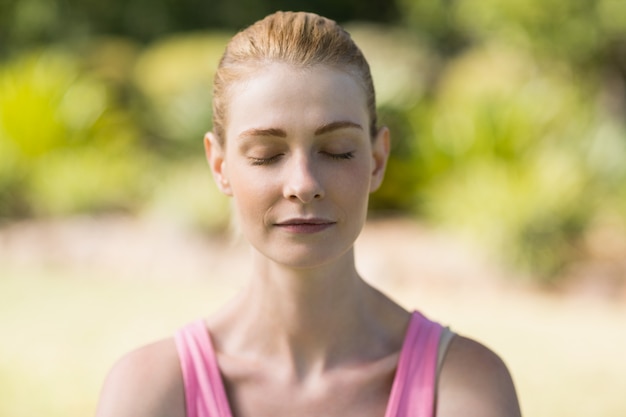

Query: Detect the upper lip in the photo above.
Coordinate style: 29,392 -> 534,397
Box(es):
275,218 -> 335,225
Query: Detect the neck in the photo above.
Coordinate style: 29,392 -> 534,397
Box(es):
210,246 -> 406,377
248,246 -> 366,350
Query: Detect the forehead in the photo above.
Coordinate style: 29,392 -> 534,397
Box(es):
225,63 -> 369,140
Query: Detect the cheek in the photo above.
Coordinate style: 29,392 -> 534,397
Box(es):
331,162 -> 372,201
231,176 -> 267,206
350,158 -> 373,187
228,167 -> 277,216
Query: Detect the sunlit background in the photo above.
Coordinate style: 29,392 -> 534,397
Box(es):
1,0 -> 625,416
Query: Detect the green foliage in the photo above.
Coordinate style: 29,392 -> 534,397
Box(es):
0,0 -> 398,52
0,35 -> 238,231
0,49 -> 150,217
407,43 -> 618,280
452,0 -> 626,67
397,0 -> 626,65
392,1 -> 626,281
1,0 -> 625,281
132,32 -> 231,153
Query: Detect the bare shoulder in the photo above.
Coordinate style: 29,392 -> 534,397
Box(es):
95,338 -> 185,417
436,335 -> 521,417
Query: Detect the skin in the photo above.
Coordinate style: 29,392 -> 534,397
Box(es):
95,63 -> 521,417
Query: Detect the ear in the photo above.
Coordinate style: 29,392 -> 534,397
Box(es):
369,126 -> 390,193
204,132 -> 232,196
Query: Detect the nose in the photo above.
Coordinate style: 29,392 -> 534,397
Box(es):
283,153 -> 325,203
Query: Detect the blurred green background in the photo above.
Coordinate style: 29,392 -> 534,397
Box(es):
2,0 -> 625,281
1,0 -> 626,416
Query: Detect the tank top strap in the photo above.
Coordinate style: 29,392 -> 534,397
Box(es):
175,320 -> 233,417
384,311 -> 443,417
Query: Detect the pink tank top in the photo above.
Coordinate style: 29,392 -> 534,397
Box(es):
175,311 -> 443,417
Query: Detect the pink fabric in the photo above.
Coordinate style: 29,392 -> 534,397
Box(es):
384,311 -> 443,417
175,321 -> 233,417
175,311 -> 443,417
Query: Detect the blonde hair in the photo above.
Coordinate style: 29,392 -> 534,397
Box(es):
212,11 -> 378,143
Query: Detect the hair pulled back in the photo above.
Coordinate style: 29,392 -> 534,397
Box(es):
212,11 -> 377,143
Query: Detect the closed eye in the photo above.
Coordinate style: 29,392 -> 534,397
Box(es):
249,154 -> 284,166
323,151 -> 355,160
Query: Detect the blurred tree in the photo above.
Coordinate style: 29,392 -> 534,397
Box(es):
393,0 -> 626,281
0,0 -> 399,55
397,0 -> 626,118
0,49 -> 151,218
1,0 -> 625,282
130,32 -> 231,155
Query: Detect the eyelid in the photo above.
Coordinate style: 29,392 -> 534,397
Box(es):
322,151 -> 355,160
249,154 -> 284,166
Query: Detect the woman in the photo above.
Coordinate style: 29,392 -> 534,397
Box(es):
96,11 -> 521,417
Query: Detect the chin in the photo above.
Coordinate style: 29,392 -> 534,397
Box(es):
257,242 -> 356,271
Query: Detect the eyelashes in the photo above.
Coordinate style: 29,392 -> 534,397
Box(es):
249,154 -> 283,166
249,151 -> 355,166
326,151 -> 355,160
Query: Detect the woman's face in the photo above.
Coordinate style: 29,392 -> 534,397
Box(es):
206,63 -> 389,269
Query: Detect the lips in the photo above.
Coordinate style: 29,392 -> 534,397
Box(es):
274,218 -> 336,233
277,218 -> 334,225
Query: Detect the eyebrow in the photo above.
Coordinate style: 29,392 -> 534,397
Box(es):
237,121 -> 363,140
314,121 -> 363,135
238,127 -> 287,139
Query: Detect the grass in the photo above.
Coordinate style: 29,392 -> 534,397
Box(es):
1,259 -> 625,416
0,264 -> 241,417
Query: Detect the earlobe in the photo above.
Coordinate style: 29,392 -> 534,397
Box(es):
204,132 -> 232,196
370,126 -> 390,193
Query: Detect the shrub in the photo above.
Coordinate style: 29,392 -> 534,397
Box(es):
0,48 -> 149,218
410,43 -> 626,281
131,32 -> 232,155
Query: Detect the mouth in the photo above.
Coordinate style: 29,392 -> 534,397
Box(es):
277,218 -> 335,225
274,218 -> 336,233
